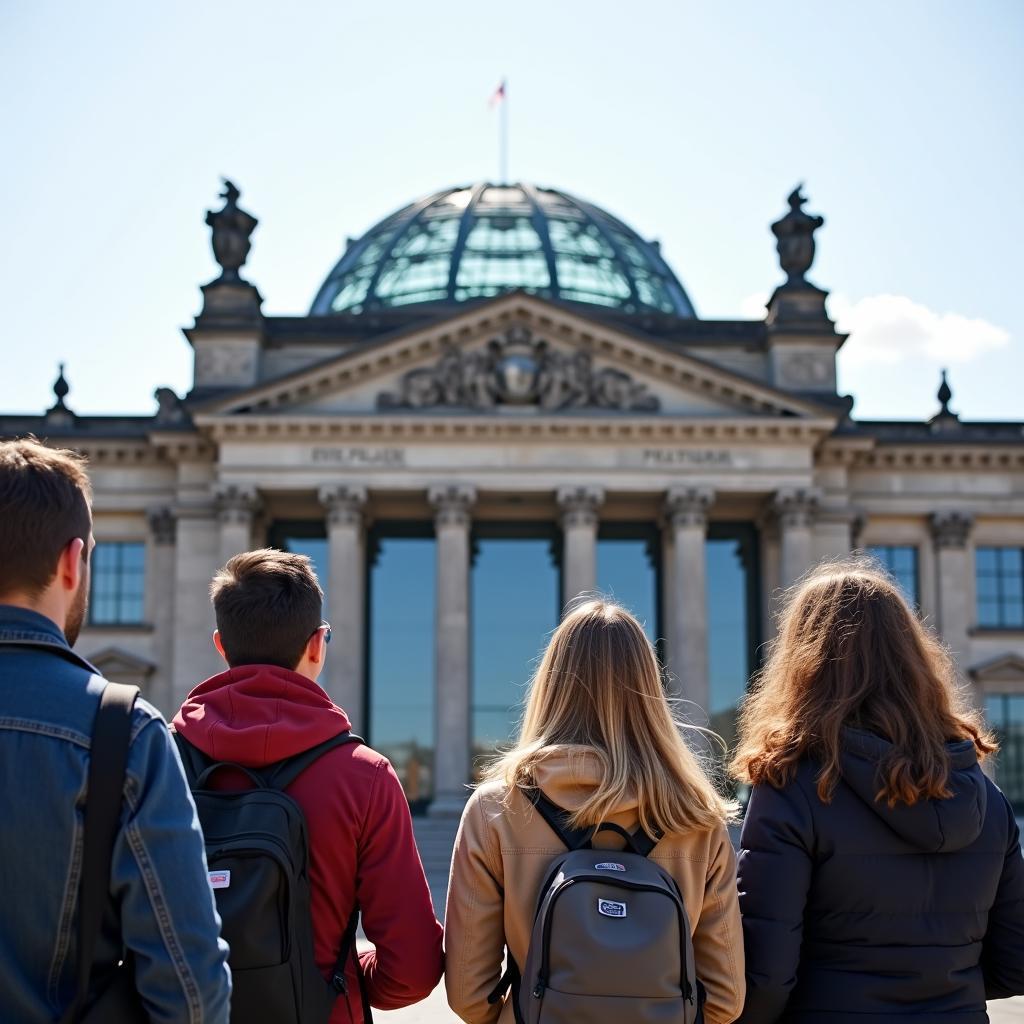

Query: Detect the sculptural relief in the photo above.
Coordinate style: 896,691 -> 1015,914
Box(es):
194,344 -> 257,384
778,350 -> 833,387
378,326 -> 660,412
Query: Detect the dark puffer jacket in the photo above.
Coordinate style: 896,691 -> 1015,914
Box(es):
737,728 -> 1024,1024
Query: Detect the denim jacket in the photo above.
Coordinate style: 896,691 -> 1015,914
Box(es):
0,605 -> 231,1023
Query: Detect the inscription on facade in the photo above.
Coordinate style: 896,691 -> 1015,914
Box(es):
642,449 -> 734,467
311,447 -> 406,467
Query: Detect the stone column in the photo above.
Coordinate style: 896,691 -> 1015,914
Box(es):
146,507 -> 177,715
318,485 -> 368,729
557,486 -> 604,612
428,484 -> 476,816
774,488 -> 821,588
215,484 -> 261,565
930,511 -> 974,682
664,487 -> 713,719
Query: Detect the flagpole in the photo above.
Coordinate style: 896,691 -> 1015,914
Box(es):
500,80 -> 508,183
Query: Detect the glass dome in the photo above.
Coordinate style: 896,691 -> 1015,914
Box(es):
310,183 -> 696,318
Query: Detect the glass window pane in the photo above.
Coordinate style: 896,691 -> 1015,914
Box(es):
89,541 -> 146,625
596,533 -> 658,645
988,694 -> 1024,813
369,536 -> 436,812
706,528 -> 759,758
472,534 -> 559,773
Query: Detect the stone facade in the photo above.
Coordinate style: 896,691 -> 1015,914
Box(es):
4,184 -> 1023,814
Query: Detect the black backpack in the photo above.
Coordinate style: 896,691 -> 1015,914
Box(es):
491,789 -> 703,1024
174,731 -> 371,1024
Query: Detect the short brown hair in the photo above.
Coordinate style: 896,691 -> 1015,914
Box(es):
730,559 -> 996,807
211,548 -> 323,669
0,438 -> 92,597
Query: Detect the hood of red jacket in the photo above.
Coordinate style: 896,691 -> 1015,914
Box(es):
172,664 -> 351,767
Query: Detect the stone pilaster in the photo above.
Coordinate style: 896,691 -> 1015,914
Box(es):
318,485 -> 368,728
428,484 -> 476,816
557,486 -> 604,611
663,487 -> 713,718
930,511 -> 974,677
171,506 -> 221,707
773,487 -> 821,588
215,484 -> 261,564
145,507 -> 177,715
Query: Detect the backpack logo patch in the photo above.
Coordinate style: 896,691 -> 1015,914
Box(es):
597,898 -> 627,918
594,862 -> 626,872
208,870 -> 231,889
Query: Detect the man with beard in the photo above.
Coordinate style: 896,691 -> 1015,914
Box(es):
0,438 -> 231,1023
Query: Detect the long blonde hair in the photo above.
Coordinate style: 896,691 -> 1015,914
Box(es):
730,560 -> 996,806
483,599 -> 734,836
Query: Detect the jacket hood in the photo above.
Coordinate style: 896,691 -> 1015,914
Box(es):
839,727 -> 987,852
533,745 -> 638,817
172,664 -> 351,768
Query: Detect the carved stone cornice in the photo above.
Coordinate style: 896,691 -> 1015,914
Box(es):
318,484 -> 367,527
929,510 -> 973,550
195,415 -> 836,446
428,484 -> 476,529
818,442 -> 1024,471
213,484 -> 262,525
772,487 -> 821,530
147,507 -> 177,546
665,487 -> 715,529
557,487 -> 604,529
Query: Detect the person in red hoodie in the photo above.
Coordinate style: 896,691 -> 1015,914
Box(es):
173,548 -> 443,1023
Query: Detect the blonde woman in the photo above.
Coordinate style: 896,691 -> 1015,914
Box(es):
444,599 -> 744,1024
731,561 -> 1024,1024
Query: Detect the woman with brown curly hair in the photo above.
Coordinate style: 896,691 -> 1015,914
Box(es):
731,560 -> 1024,1024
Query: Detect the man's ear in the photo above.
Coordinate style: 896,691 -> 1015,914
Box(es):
58,538 -> 86,594
213,629 -> 229,664
305,628 -> 326,666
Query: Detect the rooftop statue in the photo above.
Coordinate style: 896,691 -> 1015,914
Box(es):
771,185 -> 824,287
205,180 -> 257,284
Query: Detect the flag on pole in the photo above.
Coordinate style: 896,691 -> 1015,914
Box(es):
489,79 -> 506,107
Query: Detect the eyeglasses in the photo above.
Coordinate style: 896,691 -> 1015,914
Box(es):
313,620 -> 331,645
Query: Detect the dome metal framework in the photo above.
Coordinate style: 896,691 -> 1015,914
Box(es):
310,183 -> 696,319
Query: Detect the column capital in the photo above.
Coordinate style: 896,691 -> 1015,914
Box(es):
318,484 -> 367,527
665,487 -> 715,529
147,506 -> 177,546
213,484 -> 262,525
772,487 -> 821,529
557,486 -> 604,529
930,510 -> 973,550
428,484 -> 477,528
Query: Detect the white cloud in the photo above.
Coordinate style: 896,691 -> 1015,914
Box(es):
831,293 -> 1009,367
738,291 -> 770,319
736,290 -> 1010,369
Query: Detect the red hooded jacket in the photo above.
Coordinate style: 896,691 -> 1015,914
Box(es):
173,665 -> 443,1024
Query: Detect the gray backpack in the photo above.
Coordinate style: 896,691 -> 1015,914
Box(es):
490,789 -> 703,1024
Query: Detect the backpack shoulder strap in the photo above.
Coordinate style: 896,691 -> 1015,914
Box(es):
61,681 -> 139,1024
171,730 -> 210,787
265,730 -> 364,791
523,787 -> 593,851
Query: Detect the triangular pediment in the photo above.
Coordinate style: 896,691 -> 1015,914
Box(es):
196,294 -> 834,422
86,646 -> 156,680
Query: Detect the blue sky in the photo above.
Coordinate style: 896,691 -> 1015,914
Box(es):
1,0 -> 1021,420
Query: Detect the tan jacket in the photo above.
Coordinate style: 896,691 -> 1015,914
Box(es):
444,747 -> 745,1024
